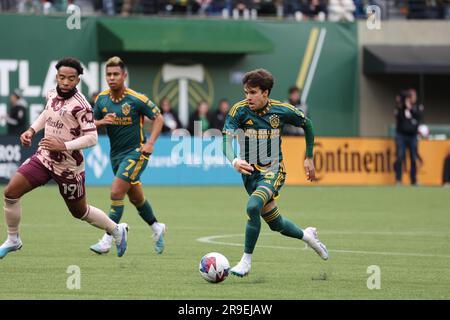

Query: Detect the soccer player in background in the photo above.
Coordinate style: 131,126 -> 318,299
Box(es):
222,69 -> 328,277
89,57 -> 166,255
0,57 -> 128,259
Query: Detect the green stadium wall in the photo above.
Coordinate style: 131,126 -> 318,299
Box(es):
0,14 -> 359,136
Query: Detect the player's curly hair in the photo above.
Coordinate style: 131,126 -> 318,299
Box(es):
106,56 -> 125,70
242,69 -> 274,94
55,57 -> 84,75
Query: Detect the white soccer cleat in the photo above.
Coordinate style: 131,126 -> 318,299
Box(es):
152,222 -> 166,254
90,233 -> 113,255
303,227 -> 329,260
230,260 -> 251,277
0,238 -> 23,259
113,223 -> 129,258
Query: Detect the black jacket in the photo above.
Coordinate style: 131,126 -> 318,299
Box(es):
210,110 -> 227,131
188,111 -> 213,135
7,104 -> 27,135
395,105 -> 423,136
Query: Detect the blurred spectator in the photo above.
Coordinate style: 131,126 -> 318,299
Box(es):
4,0 -> 445,19
394,92 -> 402,109
67,0 -> 78,11
42,0 -> 55,14
371,0 -> 388,20
407,0 -> 450,19
207,0 -> 229,15
167,0 -> 190,14
443,153 -> 450,186
394,89 -> 424,186
233,0 -> 252,11
71,0 -> 95,14
444,0 -> 450,19
407,0 -> 427,19
300,0 -> 327,21
160,97 -> 182,135
210,99 -> 230,130
255,0 -> 277,17
3,0 -> 447,18
283,86 -> 308,136
92,0 -> 115,15
12,0 -> 96,14
3,89 -> 28,135
410,87 -> 426,166
408,87 -> 425,115
0,0 -> 16,11
353,0 -> 366,19
17,0 -> 43,13
104,0 -> 116,15
139,0 -> 164,14
283,0 -> 301,17
188,100 -> 212,136
121,0 -> 138,16
328,0 -> 356,22
193,0 -> 227,15
232,0 -> 255,18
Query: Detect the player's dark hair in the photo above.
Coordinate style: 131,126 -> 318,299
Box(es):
55,57 -> 84,75
288,86 -> 300,95
106,56 -> 126,70
242,69 -> 274,94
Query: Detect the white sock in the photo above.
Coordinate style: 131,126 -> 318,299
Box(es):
0,234 -> 20,248
110,225 -> 120,239
302,229 -> 312,243
242,253 -> 252,264
151,222 -> 160,233
101,233 -> 113,244
4,197 -> 21,235
7,233 -> 20,243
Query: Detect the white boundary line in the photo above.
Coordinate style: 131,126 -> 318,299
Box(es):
197,233 -> 450,259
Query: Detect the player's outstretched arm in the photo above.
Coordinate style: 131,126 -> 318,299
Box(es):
140,113 -> 164,156
20,128 -> 35,148
302,118 -> 315,181
39,131 -> 98,151
222,134 -> 253,175
304,157 -> 316,181
65,130 -> 98,151
302,118 -> 314,158
21,109 -> 47,147
94,113 -> 116,128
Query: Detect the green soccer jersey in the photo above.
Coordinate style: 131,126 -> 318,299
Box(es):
94,88 -> 161,162
222,99 -> 314,165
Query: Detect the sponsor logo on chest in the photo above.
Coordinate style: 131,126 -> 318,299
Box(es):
269,115 -> 280,129
122,103 -> 131,116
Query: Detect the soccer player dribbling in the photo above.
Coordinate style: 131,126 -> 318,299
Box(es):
0,57 -> 128,259
89,57 -> 167,255
222,69 -> 328,277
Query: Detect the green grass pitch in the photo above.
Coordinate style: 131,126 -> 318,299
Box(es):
0,185 -> 449,299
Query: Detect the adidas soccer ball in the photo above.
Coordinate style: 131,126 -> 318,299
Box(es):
199,252 -> 230,283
